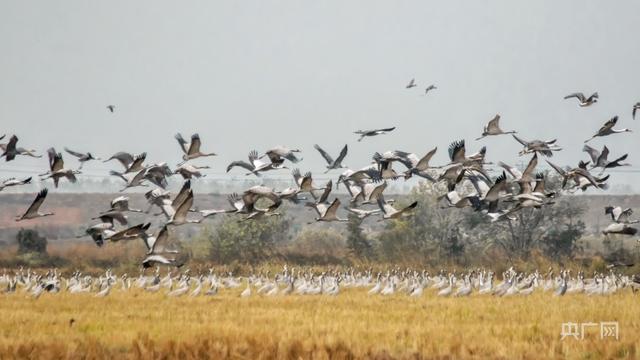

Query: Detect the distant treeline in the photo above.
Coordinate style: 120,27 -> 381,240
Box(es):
1,178 -> 638,273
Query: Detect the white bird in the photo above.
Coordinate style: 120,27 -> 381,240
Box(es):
292,169 -> 325,200
205,282 -> 218,296
0,177 -> 32,192
512,135 -> 561,157
190,276 -> 204,297
455,276 -> 472,297
354,127 -> 396,142
438,276 -> 454,297
110,168 -> 148,192
314,144 -> 348,173
105,152 -> 147,174
554,275 -> 568,296
376,195 -> 418,221
16,189 -> 54,221
227,150 -> 287,176
307,198 -> 348,222
546,160 -> 602,190
583,145 -> 630,174
167,283 -> 190,297
141,225 -> 179,255
346,207 -> 381,220
86,222 -> 150,247
564,92 -> 598,107
409,283 -> 424,297
175,133 -> 217,164
604,206 -> 636,224
142,254 -> 182,269
475,114 -> 516,140
499,153 -> 538,183
108,196 -> 143,213
602,223 -> 638,236
380,279 -> 396,295
402,147 -> 439,181
240,280 -> 251,297
94,284 -> 112,298
439,191 -> 480,209
144,163 -> 173,189
174,164 -> 210,179
40,148 -> 81,188
584,116 -> 632,143
262,146 -> 303,164
64,147 -> 100,169
1,135 -> 42,161
166,190 -> 202,226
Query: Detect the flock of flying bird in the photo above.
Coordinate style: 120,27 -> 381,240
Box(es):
0,83 -> 638,274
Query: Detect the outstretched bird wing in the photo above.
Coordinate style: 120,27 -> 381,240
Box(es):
415,147 -> 437,170
564,92 -> 585,101
64,147 -> 85,159
335,144 -> 348,165
174,133 -> 188,154
582,144 -> 600,164
599,116 -> 618,133
188,134 -> 202,155
486,114 -> 501,132
448,140 -> 466,163
313,144 -> 334,165
22,188 -> 48,218
172,180 -> 192,209
325,198 -> 341,218
317,180 -> 333,204
226,161 -> 254,173
511,134 -> 529,147
105,151 -> 134,170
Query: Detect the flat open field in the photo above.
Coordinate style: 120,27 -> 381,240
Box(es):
1,288 -> 639,359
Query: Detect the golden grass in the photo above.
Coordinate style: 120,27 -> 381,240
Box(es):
0,288 -> 639,359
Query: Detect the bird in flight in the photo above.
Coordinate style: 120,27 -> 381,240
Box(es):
405,78 -> 417,89
106,105 -> 116,113
424,84 -> 437,95
354,127 -> 396,142
563,92 -> 598,107
584,116 -> 632,143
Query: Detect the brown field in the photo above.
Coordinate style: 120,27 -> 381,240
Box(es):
0,288 -> 638,359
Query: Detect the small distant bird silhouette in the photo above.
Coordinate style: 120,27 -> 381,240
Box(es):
106,105 -> 115,113
424,85 -> 437,95
633,102 -> 640,120
405,78 -> 417,89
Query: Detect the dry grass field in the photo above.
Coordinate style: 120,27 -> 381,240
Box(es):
1,288 -> 639,359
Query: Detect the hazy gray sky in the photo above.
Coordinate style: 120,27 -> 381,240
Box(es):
1,1 -> 639,191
